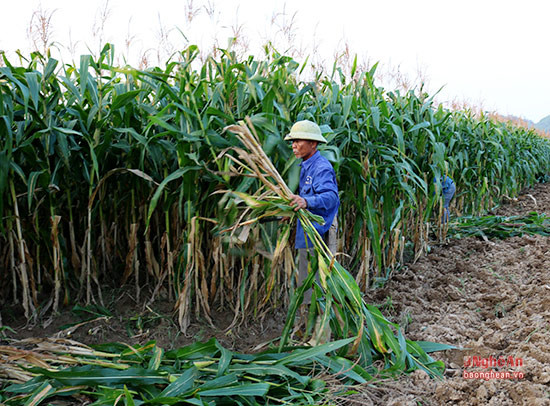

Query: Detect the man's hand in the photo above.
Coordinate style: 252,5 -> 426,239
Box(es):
290,194 -> 307,211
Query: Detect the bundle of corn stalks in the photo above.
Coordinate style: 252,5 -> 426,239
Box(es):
221,118 -> 444,377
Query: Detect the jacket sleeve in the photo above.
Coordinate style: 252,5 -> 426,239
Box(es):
303,167 -> 339,211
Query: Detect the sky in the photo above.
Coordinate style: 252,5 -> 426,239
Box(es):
1,0 -> 549,123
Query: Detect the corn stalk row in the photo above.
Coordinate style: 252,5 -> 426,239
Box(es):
0,45 -> 549,330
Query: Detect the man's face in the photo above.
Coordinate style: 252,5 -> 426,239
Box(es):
291,139 -> 317,160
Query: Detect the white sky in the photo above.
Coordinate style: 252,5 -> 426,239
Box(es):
2,0 -> 549,122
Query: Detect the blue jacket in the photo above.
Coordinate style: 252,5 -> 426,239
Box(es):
440,176 -> 454,195
295,151 -> 340,249
435,175 -> 456,209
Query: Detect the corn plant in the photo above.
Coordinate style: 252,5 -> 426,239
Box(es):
1,44 -> 549,337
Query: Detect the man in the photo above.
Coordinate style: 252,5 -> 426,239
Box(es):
284,119 -> 340,305
438,175 -> 455,223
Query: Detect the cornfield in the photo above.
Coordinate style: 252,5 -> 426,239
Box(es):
1,44 -> 549,334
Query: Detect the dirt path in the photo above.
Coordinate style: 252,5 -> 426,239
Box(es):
355,182 -> 550,405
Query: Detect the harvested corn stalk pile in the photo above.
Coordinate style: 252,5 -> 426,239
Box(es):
448,212 -> 550,239
0,336 -> 377,405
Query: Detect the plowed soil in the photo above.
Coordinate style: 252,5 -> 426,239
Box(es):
2,183 -> 550,405
350,182 -> 550,406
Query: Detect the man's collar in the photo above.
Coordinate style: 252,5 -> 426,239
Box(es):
300,150 -> 320,168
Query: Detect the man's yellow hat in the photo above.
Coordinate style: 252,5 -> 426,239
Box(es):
284,120 -> 327,143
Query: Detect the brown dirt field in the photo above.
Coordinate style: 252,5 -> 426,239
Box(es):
348,182 -> 550,406
2,182 -> 550,405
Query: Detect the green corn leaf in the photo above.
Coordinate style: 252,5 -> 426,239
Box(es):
160,367 -> 198,397
26,366 -> 168,386
228,364 -> 309,385
146,166 -> 200,230
10,161 -> 26,184
27,170 -> 45,210
43,58 -> 58,81
415,341 -> 459,353
275,338 -> 355,366
199,383 -> 270,397
197,373 -> 239,391
79,55 -> 90,99
60,75 -> 83,104
124,385 -> 135,406
23,72 -> 40,111
142,396 -> 205,405
166,338 -> 218,360
0,68 -> 30,107
148,346 -> 164,370
24,382 -> 54,406
215,340 -> 233,377
3,377 -> 47,394
111,89 -> 143,111
314,355 -> 371,384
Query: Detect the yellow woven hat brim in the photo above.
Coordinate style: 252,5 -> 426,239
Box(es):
284,132 -> 327,143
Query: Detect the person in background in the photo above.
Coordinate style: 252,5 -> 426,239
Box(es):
438,175 -> 456,222
284,119 -> 339,314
